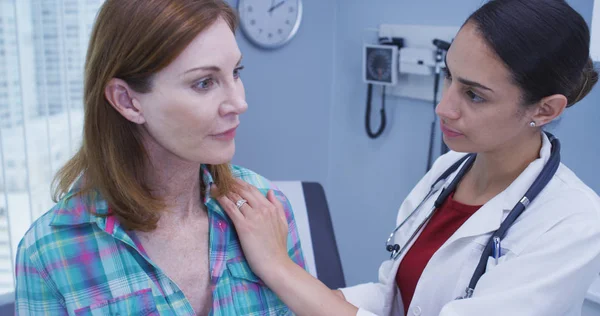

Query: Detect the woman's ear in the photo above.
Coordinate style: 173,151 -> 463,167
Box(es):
531,94 -> 567,127
104,78 -> 146,124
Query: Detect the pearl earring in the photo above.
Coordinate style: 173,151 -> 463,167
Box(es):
529,121 -> 537,127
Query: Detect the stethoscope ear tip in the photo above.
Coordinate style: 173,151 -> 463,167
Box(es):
386,244 -> 400,253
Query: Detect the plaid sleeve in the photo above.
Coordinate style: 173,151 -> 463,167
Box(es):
274,190 -> 307,271
15,239 -> 68,316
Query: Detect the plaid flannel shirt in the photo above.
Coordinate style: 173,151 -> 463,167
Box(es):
15,164 -> 306,315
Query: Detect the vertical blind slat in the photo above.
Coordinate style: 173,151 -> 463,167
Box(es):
57,0 -> 73,155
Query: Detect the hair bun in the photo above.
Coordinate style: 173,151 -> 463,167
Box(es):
568,58 -> 599,107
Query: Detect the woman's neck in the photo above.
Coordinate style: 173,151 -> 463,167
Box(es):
460,132 -> 542,203
142,135 -> 204,224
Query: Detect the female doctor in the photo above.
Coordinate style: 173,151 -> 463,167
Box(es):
215,0 -> 600,315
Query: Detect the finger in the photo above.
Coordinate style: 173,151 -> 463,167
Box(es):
240,179 -> 272,208
226,191 -> 252,216
213,185 -> 245,223
267,189 -> 284,209
210,183 -> 220,196
267,190 -> 288,226
233,179 -> 262,208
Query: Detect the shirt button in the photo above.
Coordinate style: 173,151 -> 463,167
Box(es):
412,306 -> 422,316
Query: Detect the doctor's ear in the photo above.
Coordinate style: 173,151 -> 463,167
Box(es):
530,94 -> 567,127
104,78 -> 146,124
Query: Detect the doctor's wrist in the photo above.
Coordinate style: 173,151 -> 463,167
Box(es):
258,256 -> 298,287
333,289 -> 346,301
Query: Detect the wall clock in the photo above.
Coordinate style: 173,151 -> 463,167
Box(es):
238,0 -> 303,49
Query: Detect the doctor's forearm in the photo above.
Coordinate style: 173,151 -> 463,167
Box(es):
261,259 -> 358,316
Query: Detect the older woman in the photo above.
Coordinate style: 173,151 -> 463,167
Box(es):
15,0 -> 305,315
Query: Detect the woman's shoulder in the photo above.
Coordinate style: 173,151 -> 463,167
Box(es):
228,164 -> 296,221
229,164 -> 279,191
18,206 -> 63,255
17,191 -> 104,260
550,163 -> 600,212
522,162 -> 600,242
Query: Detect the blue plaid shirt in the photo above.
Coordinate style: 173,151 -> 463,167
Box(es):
15,164 -> 306,315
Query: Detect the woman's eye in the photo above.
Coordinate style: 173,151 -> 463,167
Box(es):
194,78 -> 214,90
233,66 -> 244,79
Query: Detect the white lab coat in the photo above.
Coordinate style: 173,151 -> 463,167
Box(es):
341,134 -> 600,316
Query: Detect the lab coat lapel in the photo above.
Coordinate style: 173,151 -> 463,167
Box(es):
389,157 -> 469,267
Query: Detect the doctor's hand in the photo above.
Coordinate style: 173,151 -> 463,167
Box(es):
215,180 -> 359,316
213,179 -> 292,280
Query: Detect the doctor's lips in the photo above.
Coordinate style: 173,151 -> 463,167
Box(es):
212,125 -> 238,141
440,122 -> 464,138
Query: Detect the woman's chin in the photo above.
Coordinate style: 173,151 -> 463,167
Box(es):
200,144 -> 236,165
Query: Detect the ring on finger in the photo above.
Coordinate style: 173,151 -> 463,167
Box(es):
235,199 -> 248,209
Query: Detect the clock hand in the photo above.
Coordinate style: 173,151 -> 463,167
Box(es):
268,0 -> 287,13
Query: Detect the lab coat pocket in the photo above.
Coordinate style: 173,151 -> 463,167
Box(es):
452,244 -> 484,299
74,288 -> 158,316
485,253 -> 508,273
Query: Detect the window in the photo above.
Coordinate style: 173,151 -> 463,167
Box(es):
0,0 -> 104,295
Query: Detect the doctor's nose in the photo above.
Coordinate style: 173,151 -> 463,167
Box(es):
435,91 -> 460,121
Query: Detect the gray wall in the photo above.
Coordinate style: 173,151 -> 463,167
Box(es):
227,0 -> 335,187
229,0 -> 600,288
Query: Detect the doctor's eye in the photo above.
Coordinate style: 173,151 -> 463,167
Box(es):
443,68 -> 452,80
466,90 -> 485,103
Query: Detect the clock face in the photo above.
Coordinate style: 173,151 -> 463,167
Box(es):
238,0 -> 303,49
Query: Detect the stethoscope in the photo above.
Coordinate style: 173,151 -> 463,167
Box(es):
385,132 -> 561,299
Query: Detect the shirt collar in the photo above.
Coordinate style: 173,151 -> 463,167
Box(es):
200,164 -> 215,205
50,164 -> 223,228
200,164 -> 228,219
497,131 -> 554,211
49,178 -> 110,227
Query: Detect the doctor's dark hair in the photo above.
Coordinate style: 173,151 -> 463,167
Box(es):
467,0 -> 598,107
